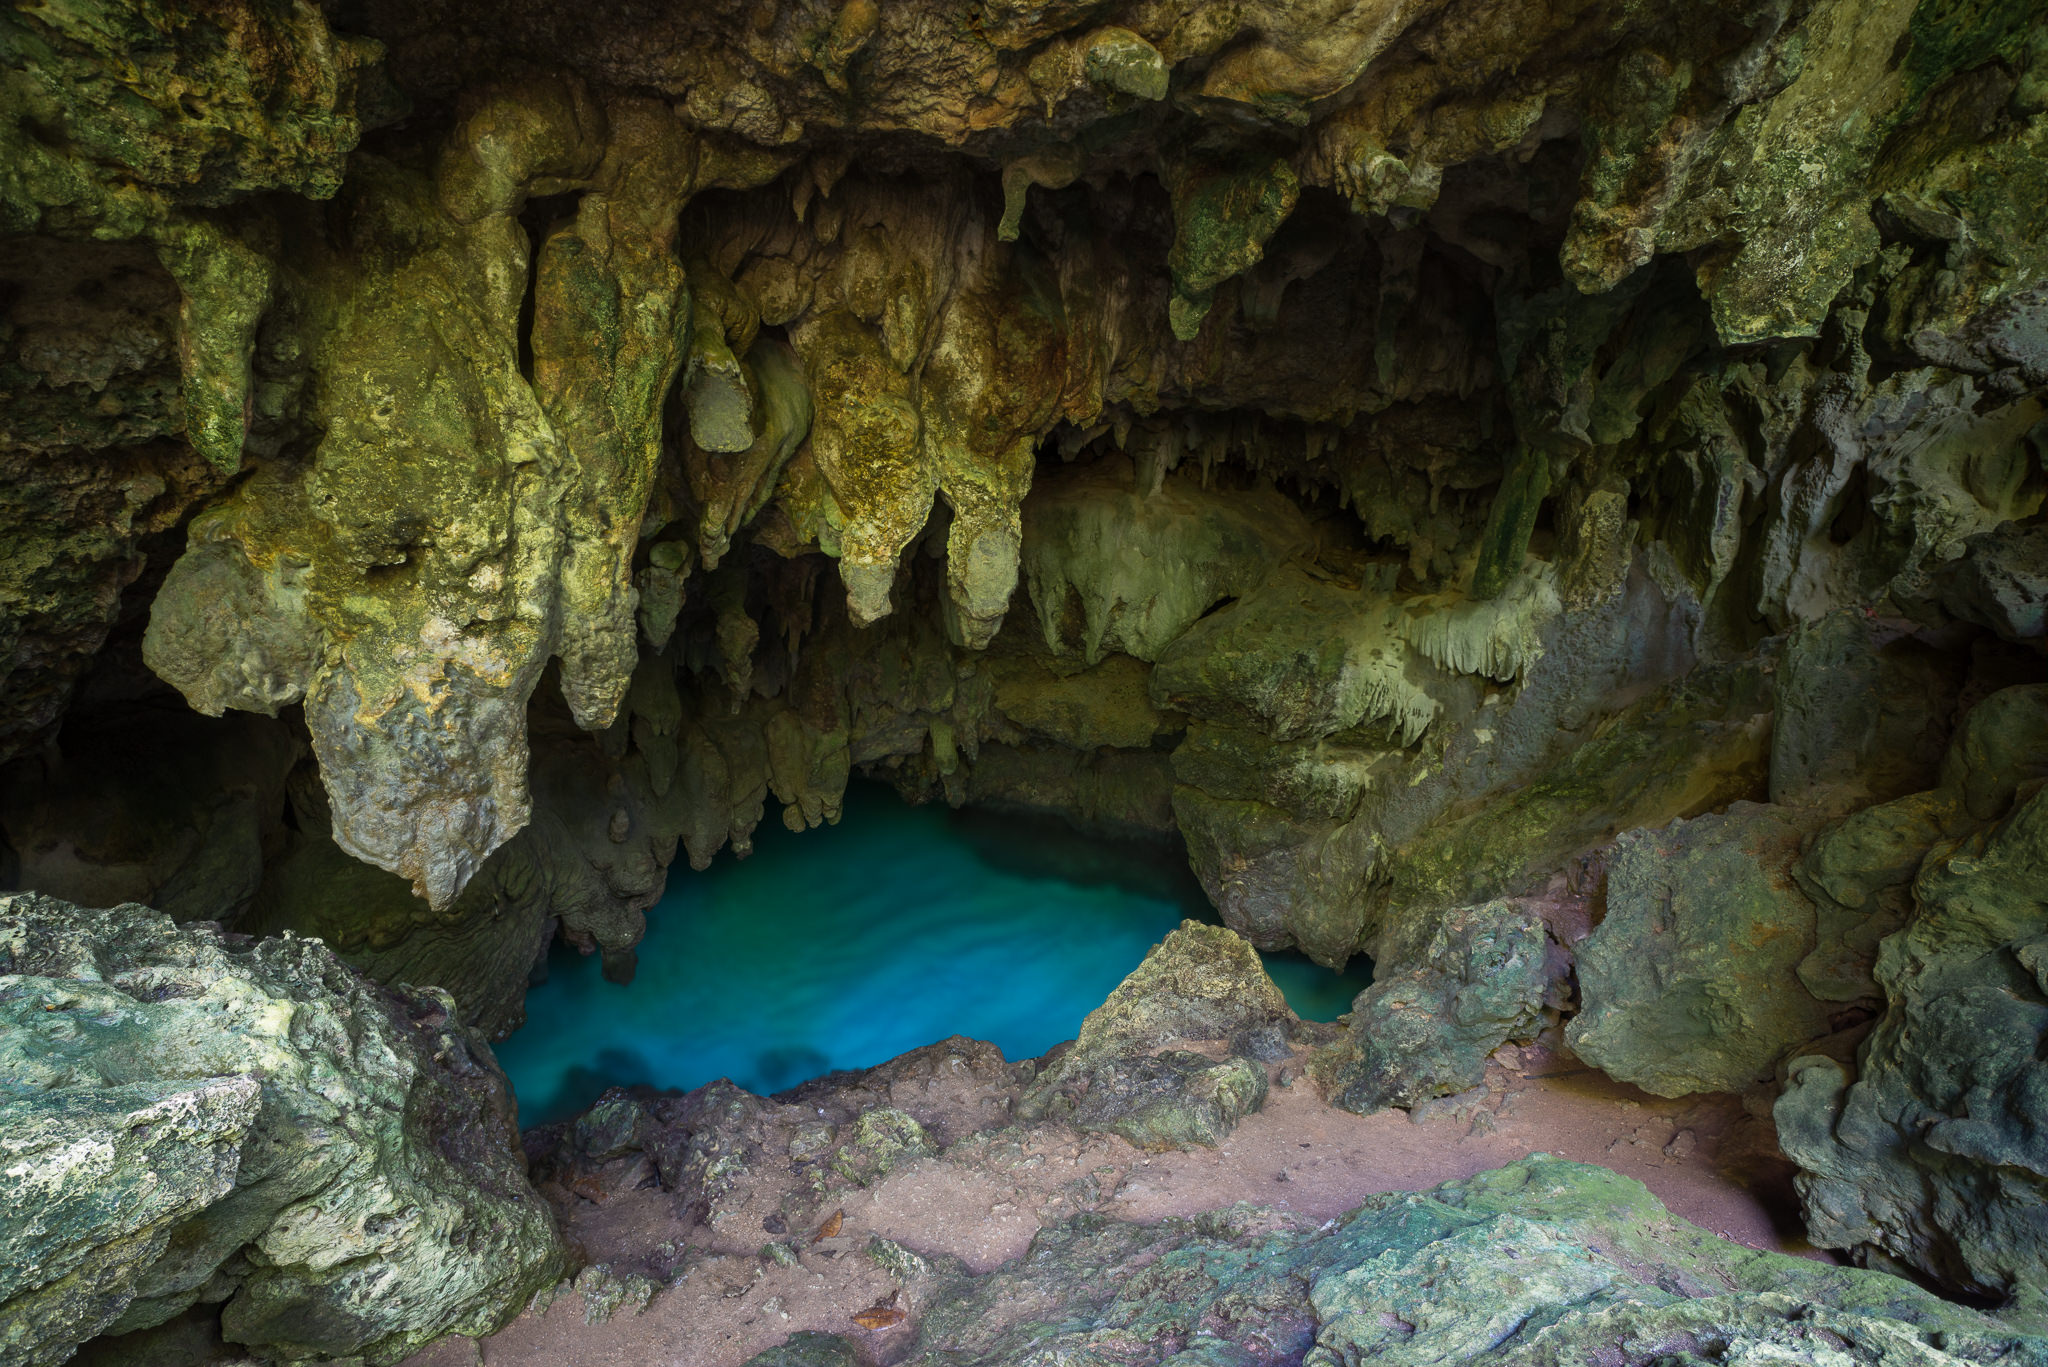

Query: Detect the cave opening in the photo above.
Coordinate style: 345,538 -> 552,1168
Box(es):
499,778 -> 1375,1125
5,0 -> 2048,1362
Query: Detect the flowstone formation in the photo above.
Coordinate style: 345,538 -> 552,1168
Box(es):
0,0 -> 2046,1349
0,893 -> 563,1367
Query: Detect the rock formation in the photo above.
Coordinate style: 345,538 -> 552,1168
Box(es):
749,1155 -> 2048,1367
1018,920 -> 1293,1147
0,893 -> 562,1367
0,0 -> 2045,1353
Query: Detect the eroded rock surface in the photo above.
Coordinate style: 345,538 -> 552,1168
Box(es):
1778,779 -> 2048,1326
740,1156 -> 2048,1367
1018,921 -> 1296,1148
0,0 -> 2046,1343
0,893 -> 562,1367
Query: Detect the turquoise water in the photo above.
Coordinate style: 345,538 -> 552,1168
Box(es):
497,783 -> 1373,1126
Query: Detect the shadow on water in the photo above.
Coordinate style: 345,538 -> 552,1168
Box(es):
533,1046 -> 660,1126
944,803 -> 1210,907
499,780 -> 1373,1126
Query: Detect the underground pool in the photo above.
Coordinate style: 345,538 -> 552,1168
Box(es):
497,782 -> 1375,1125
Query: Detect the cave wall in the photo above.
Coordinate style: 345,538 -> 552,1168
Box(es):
1,0 -> 2045,1324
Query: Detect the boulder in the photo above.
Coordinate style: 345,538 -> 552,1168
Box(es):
1017,921 -> 1293,1146
1570,802 -> 1838,1096
0,894 -> 562,1366
1314,900 -> 1558,1113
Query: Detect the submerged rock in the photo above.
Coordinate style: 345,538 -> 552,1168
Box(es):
1018,921 -> 1293,1147
743,1155 -> 2048,1367
0,894 -> 562,1366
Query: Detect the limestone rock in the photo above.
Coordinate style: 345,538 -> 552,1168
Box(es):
1,0 -> 2042,942
1570,802 -> 1839,1098
0,3 -> 377,238
0,893 -> 562,1367
1018,921 -> 1292,1146
1777,782 -> 2048,1322
1022,464 -> 1313,666
1927,522 -> 2048,642
887,1156 -> 2047,1367
1316,900 -> 1558,1113
833,1107 -> 935,1184
742,1332 -> 860,1367
0,239 -> 226,764
1769,608 -> 1960,809
1790,683 -> 2048,1005
1065,1051 -> 1268,1151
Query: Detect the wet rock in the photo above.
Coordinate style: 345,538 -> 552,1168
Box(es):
0,893 -> 562,1367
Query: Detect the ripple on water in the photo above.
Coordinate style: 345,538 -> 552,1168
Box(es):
497,782 -> 1374,1125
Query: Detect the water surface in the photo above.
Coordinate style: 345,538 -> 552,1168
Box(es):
498,783 -> 1372,1125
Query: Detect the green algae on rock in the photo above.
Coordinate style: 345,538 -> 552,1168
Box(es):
741,1155 -> 2048,1367
0,893 -> 562,1367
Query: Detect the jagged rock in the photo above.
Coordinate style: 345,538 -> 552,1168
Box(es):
1065,1050 -> 1269,1150
1777,781 -> 2048,1324
1315,900 -> 1558,1113
1018,921 -> 1291,1146
1569,802 -> 1839,1097
0,0 -> 2040,944
1927,522 -> 2048,642
848,1156 -> 2048,1367
0,239 -> 227,764
832,1107 -> 934,1184
571,1265 -> 658,1325
742,1332 -> 860,1367
1022,464 -> 1314,666
1791,683 -> 2048,1005
2,3 -> 2047,1324
0,4 -> 376,239
0,893 -> 562,1367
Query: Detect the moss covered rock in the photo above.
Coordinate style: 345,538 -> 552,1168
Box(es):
863,1155 -> 2048,1367
1316,900 -> 1558,1113
1570,802 -> 1839,1097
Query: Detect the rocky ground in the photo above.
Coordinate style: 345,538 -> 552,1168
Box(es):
398,1029 -> 1810,1367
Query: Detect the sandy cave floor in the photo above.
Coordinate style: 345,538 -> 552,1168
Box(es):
401,1037 -> 1823,1367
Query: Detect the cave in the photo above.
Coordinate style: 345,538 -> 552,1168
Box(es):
1,1 -> 2046,1365
502,780 -> 1377,1126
